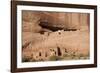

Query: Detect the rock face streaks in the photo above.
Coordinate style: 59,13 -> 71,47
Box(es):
22,10 -> 90,62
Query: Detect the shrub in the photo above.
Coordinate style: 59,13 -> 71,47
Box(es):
22,56 -> 37,62
22,56 -> 31,62
49,56 -> 62,61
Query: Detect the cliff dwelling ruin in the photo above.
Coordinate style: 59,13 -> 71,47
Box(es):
22,10 -> 90,62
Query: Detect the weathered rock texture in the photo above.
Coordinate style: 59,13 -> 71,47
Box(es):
22,10 -> 90,62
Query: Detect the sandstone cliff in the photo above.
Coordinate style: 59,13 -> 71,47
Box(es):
22,10 -> 90,62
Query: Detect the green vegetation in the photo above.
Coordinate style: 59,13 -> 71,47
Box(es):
22,56 -> 37,62
63,51 -> 89,60
49,56 -> 63,61
22,56 -> 31,62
